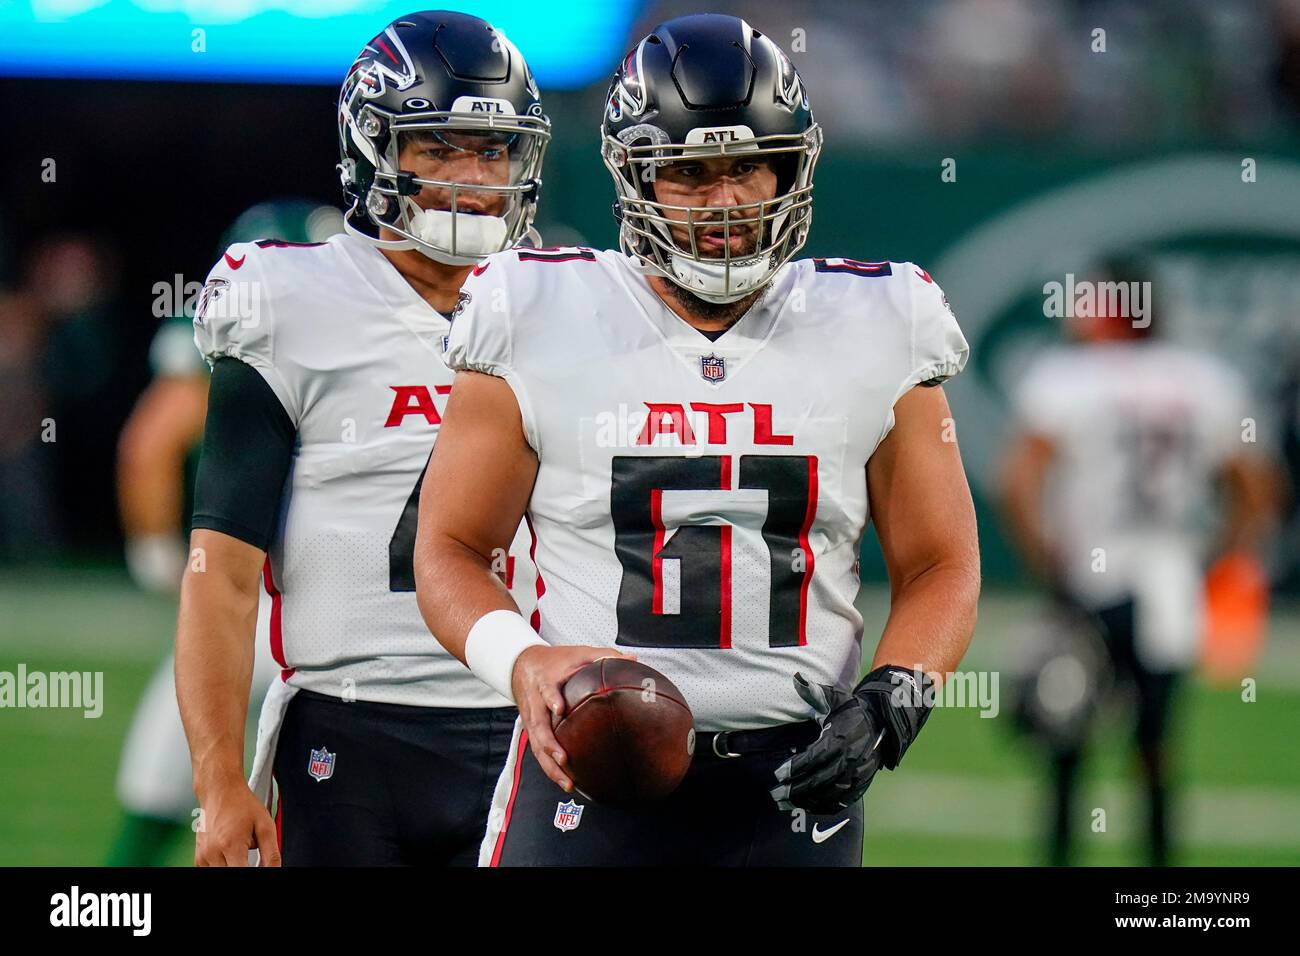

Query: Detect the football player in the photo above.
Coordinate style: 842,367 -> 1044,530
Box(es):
107,201 -> 341,866
176,11 -> 548,866
413,14 -> 980,866
1000,256 -> 1280,866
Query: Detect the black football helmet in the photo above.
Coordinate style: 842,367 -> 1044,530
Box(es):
338,11 -> 550,265
600,14 -> 822,303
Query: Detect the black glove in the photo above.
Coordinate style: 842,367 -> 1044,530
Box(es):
770,666 -> 934,814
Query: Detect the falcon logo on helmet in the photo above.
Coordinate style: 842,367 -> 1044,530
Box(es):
611,43 -> 649,119
344,27 -> 418,102
772,44 -> 807,111
337,11 -> 551,267
600,15 -> 823,304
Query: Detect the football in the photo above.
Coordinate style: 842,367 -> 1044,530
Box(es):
553,658 -> 695,807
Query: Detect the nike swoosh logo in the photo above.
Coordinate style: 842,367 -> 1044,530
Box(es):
811,819 -> 851,844
471,261 -> 490,276
224,252 -> 246,269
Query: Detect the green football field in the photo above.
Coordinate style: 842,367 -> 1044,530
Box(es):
2,568 -> 1298,866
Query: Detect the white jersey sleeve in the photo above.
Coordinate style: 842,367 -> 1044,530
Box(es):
888,263 -> 969,403
443,258 -> 517,376
193,242 -> 299,423
443,252 -> 543,452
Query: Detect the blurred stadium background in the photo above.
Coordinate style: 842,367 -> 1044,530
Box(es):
3,0 -> 1300,866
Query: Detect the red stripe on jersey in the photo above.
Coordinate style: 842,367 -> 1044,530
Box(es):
516,248 -> 596,263
650,489 -> 665,616
719,456 -> 732,649
797,456 -> 819,646
525,514 -> 545,632
261,559 -> 294,679
489,729 -> 529,867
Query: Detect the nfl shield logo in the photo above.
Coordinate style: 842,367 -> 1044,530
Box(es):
700,354 -> 726,383
307,747 -> 335,782
553,800 -> 584,832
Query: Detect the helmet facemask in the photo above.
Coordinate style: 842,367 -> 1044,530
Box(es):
603,125 -> 822,303
343,103 -> 550,266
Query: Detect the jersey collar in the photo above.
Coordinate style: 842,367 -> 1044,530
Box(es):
341,234 -> 454,332
612,253 -> 796,387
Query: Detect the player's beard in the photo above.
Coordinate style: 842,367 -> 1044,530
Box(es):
662,276 -> 767,327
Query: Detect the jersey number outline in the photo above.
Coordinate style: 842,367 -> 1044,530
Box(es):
610,454 -> 818,649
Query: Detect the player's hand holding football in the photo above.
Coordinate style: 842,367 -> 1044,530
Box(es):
512,644 -> 635,793
771,666 -> 934,814
194,775 -> 281,867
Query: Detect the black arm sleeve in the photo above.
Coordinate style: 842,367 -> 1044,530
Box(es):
191,357 -> 296,551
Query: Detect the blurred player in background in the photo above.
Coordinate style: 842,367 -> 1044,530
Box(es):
1000,256 -> 1281,866
415,14 -> 980,866
107,200 -> 341,866
176,11 -> 547,866
0,287 -> 51,558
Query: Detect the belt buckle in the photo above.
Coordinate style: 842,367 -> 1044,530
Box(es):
711,730 -> 740,759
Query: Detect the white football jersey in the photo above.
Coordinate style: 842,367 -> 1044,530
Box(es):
445,249 -> 967,730
194,233 -> 536,708
1012,340 -> 1253,668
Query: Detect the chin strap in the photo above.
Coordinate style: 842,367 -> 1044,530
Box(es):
668,253 -> 771,304
346,199 -> 517,266
406,205 -> 510,263
345,203 -> 548,268
619,220 -> 776,305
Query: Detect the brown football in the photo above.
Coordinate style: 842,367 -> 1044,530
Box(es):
553,658 -> 695,807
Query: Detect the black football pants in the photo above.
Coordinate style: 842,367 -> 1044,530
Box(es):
486,718 -> 865,866
273,690 -> 517,866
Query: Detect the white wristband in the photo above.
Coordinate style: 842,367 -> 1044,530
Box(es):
464,609 -> 547,704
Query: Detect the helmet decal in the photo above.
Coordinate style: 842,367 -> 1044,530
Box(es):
614,39 -> 650,118
769,40 -> 805,111
347,27 -> 418,101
